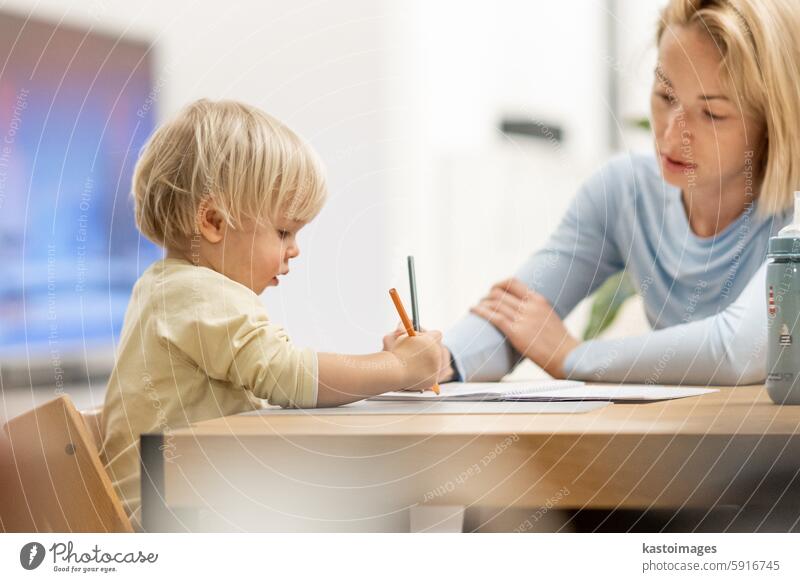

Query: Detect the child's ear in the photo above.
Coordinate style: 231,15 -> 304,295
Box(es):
195,197 -> 225,243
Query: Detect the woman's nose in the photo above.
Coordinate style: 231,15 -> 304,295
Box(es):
663,109 -> 689,147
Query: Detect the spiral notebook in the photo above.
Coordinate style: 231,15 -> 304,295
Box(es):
370,381 -> 717,403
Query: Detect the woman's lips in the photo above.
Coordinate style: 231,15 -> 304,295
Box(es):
661,154 -> 697,174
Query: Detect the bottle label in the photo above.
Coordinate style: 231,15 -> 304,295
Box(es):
768,286 -> 777,317
779,323 -> 793,346
768,372 -> 794,382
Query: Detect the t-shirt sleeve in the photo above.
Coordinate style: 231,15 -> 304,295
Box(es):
226,319 -> 318,408
156,272 -> 318,408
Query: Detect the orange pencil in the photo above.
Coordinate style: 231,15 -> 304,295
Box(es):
389,288 -> 440,394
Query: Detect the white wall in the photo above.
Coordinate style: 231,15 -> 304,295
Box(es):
3,0 -> 409,354
385,0 -> 621,335
614,0 -> 665,154
3,0 -> 661,362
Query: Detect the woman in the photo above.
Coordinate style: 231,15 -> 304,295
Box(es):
442,0 -> 800,385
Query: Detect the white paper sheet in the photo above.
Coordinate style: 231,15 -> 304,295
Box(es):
370,381 -> 717,403
243,399 -> 610,415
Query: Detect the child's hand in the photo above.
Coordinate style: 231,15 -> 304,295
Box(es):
388,330 -> 443,391
383,324 -> 454,384
381,322 -> 405,351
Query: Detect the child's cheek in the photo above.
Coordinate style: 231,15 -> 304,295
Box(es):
264,247 -> 281,273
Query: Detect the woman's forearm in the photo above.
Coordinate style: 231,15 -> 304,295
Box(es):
563,265 -> 768,386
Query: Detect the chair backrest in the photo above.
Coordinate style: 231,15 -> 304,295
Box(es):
81,406 -> 104,453
2,395 -> 133,532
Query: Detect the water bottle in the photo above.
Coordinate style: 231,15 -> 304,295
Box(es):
766,191 -> 800,404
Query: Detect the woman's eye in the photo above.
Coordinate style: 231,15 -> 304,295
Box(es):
278,230 -> 290,239
703,110 -> 725,121
656,92 -> 671,103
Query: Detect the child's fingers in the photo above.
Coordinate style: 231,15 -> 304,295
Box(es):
383,327 -> 408,351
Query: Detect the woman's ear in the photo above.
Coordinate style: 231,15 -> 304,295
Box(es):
195,197 -> 226,243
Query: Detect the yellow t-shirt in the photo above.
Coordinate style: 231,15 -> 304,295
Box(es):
100,258 -> 318,529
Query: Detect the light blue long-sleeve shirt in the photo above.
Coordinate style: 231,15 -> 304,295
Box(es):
444,153 -> 789,385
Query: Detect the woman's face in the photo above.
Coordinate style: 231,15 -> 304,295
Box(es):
651,24 -> 764,196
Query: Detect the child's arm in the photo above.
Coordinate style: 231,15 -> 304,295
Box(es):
316,331 -> 443,407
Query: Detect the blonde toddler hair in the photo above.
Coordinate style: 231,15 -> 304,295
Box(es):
133,98 -> 327,248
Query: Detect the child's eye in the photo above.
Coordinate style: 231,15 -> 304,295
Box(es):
278,230 -> 290,239
703,110 -> 726,121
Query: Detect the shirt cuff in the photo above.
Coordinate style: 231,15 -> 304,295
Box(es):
308,350 -> 319,407
445,343 -> 466,382
562,346 -> 582,380
290,348 -> 318,408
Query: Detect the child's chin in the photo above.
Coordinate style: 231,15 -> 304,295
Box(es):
252,278 -> 276,294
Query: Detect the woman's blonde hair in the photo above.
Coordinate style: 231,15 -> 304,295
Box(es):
133,99 -> 327,248
657,0 -> 800,215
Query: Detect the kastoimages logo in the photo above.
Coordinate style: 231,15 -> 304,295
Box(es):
20,542 -> 46,570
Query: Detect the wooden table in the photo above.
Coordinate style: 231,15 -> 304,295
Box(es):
140,386 -> 800,532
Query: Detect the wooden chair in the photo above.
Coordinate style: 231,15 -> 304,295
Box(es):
81,406 -> 104,453
1,395 -> 133,532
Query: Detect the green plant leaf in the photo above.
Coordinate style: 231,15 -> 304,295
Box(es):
628,117 -> 651,131
582,271 -> 637,340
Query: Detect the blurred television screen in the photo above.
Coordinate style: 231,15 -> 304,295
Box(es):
0,11 -> 160,380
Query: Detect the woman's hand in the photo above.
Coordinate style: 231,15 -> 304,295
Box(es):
470,278 -> 580,379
